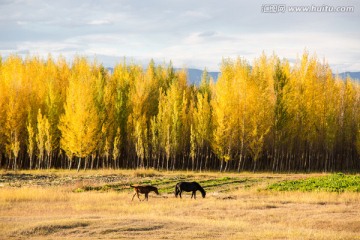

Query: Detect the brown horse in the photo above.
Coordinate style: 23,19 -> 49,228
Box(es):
131,185 -> 159,201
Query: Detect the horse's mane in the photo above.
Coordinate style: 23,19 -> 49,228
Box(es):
148,186 -> 158,191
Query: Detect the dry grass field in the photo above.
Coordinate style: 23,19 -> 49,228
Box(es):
0,169 -> 359,240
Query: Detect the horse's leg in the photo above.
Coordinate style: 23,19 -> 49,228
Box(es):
137,192 -> 141,201
179,190 -> 182,198
132,192 -> 137,201
145,193 -> 149,201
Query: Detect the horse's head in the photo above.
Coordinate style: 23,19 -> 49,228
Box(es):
201,190 -> 206,198
154,187 -> 159,195
196,182 -> 206,198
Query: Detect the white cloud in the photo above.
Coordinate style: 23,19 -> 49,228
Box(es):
182,10 -> 211,19
87,19 -> 112,25
0,0 -> 359,72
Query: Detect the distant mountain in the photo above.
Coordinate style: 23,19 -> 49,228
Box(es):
335,72 -> 360,81
106,67 -> 359,85
107,67 -> 114,74
184,69 -> 220,85
106,67 -> 220,85
183,70 -> 360,85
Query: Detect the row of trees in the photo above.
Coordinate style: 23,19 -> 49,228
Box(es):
0,52 -> 359,172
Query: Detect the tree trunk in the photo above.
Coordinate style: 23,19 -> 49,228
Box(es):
29,155 -> 33,170
77,157 -> 81,172
68,157 -> 72,170
13,156 -> 17,171
91,155 -> 94,170
84,157 -> 88,171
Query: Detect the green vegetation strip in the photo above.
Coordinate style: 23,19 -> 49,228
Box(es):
266,173 -> 360,192
73,176 -> 261,193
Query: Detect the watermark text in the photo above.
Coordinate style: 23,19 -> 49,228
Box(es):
261,4 -> 355,13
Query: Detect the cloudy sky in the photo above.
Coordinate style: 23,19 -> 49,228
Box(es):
0,0 -> 359,72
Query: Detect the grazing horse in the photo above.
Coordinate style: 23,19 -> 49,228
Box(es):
131,185 -> 159,201
175,182 -> 206,199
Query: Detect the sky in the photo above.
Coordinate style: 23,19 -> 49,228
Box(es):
0,0 -> 359,72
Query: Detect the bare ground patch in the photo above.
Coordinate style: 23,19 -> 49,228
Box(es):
12,220 -> 90,237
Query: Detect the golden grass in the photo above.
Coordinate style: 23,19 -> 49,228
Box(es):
0,187 -> 70,203
0,170 -> 359,239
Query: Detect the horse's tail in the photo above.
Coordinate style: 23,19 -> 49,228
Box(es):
174,184 -> 180,197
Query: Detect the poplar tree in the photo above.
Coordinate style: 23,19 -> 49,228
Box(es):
0,53 -> 359,172
26,120 -> 35,170
59,57 -> 100,171
36,109 -> 48,169
212,59 -> 235,171
2,56 -> 27,170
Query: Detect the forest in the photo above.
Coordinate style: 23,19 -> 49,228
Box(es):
0,52 -> 359,172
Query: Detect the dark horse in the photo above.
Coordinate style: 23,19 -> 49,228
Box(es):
175,182 -> 206,199
131,185 -> 159,201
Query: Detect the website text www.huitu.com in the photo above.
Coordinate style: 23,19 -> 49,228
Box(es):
261,4 -> 355,13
